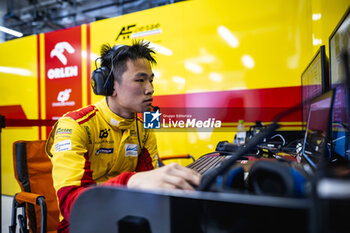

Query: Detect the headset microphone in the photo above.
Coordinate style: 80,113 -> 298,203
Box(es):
151,105 -> 160,112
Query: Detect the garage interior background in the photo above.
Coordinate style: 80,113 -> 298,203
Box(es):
0,0 -> 349,198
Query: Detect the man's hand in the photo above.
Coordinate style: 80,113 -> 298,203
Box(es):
127,163 -> 201,191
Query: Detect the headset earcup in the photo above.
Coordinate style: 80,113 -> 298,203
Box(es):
248,160 -> 307,197
224,166 -> 245,190
91,45 -> 126,96
91,66 -> 114,96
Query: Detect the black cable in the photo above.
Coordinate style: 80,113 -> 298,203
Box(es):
197,122 -> 280,191
135,115 -> 150,170
94,57 -> 101,70
280,138 -> 304,155
103,49 -> 116,90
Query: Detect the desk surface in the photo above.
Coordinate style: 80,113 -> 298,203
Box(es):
70,186 -> 312,233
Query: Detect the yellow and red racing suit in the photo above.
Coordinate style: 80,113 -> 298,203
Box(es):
46,98 -> 159,232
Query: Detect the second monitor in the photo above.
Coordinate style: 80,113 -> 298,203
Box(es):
301,45 -> 329,131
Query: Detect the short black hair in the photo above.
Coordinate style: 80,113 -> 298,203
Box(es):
100,40 -> 157,82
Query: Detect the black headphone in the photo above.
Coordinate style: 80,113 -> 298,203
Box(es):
217,160 -> 310,197
91,45 -> 126,96
247,160 -> 309,197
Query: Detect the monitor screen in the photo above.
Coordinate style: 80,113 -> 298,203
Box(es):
302,90 -> 335,169
329,7 -> 350,160
301,45 -> 329,130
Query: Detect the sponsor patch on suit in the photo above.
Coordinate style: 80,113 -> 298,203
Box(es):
95,148 -> 114,155
125,144 -> 138,157
55,140 -> 72,152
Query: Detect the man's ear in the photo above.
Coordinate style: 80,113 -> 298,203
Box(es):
111,81 -> 118,97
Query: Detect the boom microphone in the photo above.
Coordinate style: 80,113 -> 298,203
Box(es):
151,105 -> 160,112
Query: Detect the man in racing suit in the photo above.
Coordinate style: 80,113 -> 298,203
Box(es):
46,41 -> 201,233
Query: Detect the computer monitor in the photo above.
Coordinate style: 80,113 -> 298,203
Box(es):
302,89 -> 335,169
329,7 -> 350,161
301,45 -> 329,131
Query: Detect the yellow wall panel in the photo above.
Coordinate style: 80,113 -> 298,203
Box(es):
0,35 -> 39,118
0,35 -> 39,195
91,0 -> 314,94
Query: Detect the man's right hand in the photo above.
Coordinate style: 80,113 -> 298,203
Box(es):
127,163 -> 201,191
